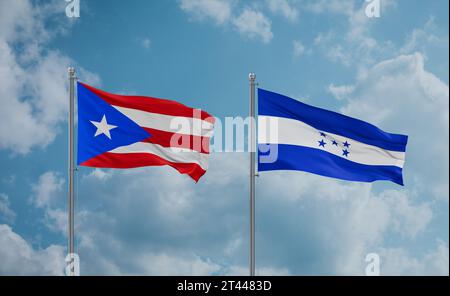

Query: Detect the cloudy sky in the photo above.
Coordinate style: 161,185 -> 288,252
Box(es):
0,0 -> 448,275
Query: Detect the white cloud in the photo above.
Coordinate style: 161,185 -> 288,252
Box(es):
306,0 -> 396,17
305,0 -> 354,15
179,1 -> 274,43
135,253 -> 221,275
400,17 -> 449,81
224,265 -> 290,276
26,154 -> 290,275
288,52 -> 447,275
379,241 -> 449,275
87,168 -> 113,181
0,0 -> 446,276
28,171 -> 68,234
401,17 -> 448,54
0,194 -> 16,223
311,0 -> 397,68
313,32 -> 353,66
0,0 -> 99,154
0,40 -> 55,153
27,151 -> 439,275
45,208 -> 68,235
255,170 -> 442,275
293,40 -> 306,57
30,171 -> 64,209
319,51 -> 449,274
179,0 -> 232,25
1,150 -> 443,275
233,8 -> 273,43
381,190 -> 432,239
249,62 -> 446,271
0,0 -> 40,41
422,241 -> 450,275
0,224 -> 65,275
337,53 -> 449,201
328,83 -> 355,100
140,38 -> 151,49
267,0 -> 298,22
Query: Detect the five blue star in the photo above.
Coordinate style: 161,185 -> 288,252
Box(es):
342,149 -> 350,157
317,135 -> 351,156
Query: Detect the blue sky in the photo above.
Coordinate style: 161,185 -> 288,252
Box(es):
0,0 -> 448,275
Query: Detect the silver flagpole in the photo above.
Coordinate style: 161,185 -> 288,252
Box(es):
68,67 -> 76,276
249,73 -> 256,276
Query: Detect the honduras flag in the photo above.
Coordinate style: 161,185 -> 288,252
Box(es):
258,89 -> 408,185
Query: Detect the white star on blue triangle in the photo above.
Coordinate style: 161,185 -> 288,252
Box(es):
77,82 -> 151,164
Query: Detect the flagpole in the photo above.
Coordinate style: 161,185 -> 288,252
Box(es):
68,67 -> 76,276
249,73 -> 256,276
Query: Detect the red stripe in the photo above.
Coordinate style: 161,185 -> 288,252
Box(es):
140,127 -> 210,154
81,152 -> 206,182
79,82 -> 215,124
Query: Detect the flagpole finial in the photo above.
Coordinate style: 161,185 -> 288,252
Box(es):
249,72 -> 256,81
68,67 -> 75,77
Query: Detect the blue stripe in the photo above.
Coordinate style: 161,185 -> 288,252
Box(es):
258,144 -> 404,186
258,88 -> 408,152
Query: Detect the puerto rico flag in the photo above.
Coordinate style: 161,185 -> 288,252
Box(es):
258,89 -> 408,185
77,82 -> 215,182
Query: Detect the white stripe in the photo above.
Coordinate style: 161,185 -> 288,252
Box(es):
109,142 -> 209,170
258,116 -> 405,168
113,106 -> 214,137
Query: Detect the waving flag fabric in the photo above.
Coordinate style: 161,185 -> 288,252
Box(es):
257,89 -> 408,185
77,82 -> 214,182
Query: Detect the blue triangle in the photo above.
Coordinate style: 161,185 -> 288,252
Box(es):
77,82 -> 151,164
